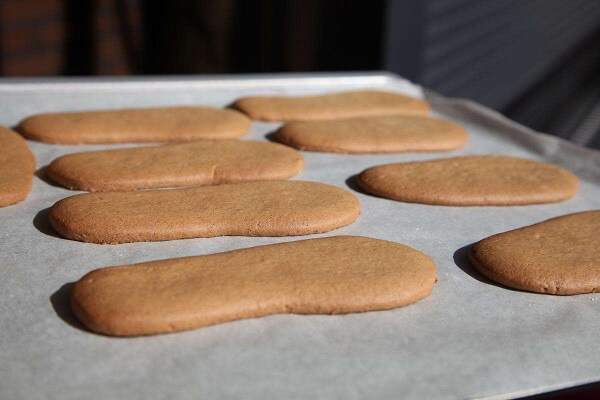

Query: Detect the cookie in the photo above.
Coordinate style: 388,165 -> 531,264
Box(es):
49,181 -> 360,244
71,235 -> 436,336
17,106 -> 251,144
233,90 -> 429,121
469,210 -> 600,295
357,155 -> 578,206
47,140 -> 305,192
0,126 -> 36,207
275,115 -> 467,153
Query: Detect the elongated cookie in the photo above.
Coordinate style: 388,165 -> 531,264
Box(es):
48,140 -> 304,191
17,106 -> 251,144
71,235 -> 436,336
469,210 -> 600,294
275,115 -> 467,153
0,126 -> 36,207
50,180 -> 360,244
357,155 -> 578,206
233,90 -> 429,121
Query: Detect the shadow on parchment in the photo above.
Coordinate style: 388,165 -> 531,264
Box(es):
344,174 -> 380,198
225,101 -> 239,110
453,244 -> 506,289
34,166 -> 63,189
33,207 -> 62,239
454,245 -> 544,294
264,131 -> 279,142
50,282 -> 90,333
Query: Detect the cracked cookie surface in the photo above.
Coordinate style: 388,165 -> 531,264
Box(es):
48,140 -> 304,191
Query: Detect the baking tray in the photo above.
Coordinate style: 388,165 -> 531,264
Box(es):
1,72 -> 599,400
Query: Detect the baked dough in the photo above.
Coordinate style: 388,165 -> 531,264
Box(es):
48,140 -> 304,191
275,115 -> 467,153
18,106 -> 251,144
233,90 -> 429,121
469,210 -> 600,294
0,126 -> 35,207
357,155 -> 578,206
49,181 -> 360,243
71,236 -> 436,336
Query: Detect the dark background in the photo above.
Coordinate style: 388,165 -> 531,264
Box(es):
1,0 -> 600,149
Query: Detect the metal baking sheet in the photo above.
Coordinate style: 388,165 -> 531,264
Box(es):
1,73 -> 599,400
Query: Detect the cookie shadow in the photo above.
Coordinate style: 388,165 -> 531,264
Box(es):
35,166 -> 62,188
345,174 -> 379,198
224,101 -> 239,110
453,244 -> 504,288
33,207 -> 62,239
264,131 -> 279,142
50,282 -> 90,333
12,124 -> 27,136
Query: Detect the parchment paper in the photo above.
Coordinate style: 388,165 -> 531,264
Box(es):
1,73 -> 599,400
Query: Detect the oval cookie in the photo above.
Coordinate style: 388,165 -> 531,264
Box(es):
275,115 -> 467,153
71,235 -> 436,336
17,106 -> 251,144
49,181 -> 360,244
357,155 -> 578,206
469,210 -> 600,294
233,90 -> 429,121
48,140 -> 305,191
0,126 -> 36,207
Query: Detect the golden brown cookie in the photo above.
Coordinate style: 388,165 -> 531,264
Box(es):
0,126 -> 36,207
357,155 -> 578,206
469,210 -> 600,295
71,235 -> 436,336
275,115 -> 467,153
17,106 -> 251,144
233,90 -> 429,121
47,140 -> 305,191
49,181 -> 360,244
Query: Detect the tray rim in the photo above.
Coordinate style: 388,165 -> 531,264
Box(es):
0,71 -> 398,92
